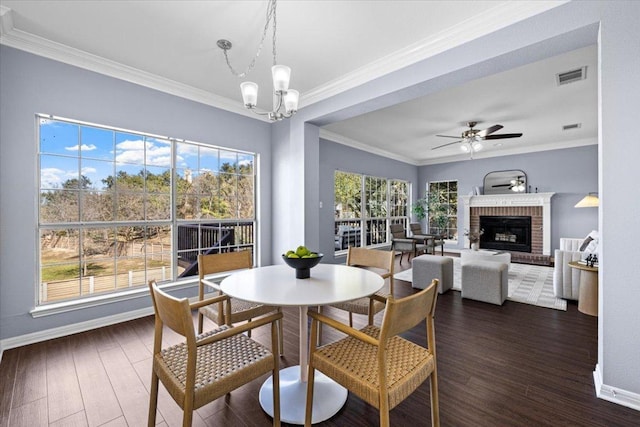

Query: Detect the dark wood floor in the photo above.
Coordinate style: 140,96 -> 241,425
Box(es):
2,257 -> 640,426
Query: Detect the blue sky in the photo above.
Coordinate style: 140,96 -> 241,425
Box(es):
39,118 -> 254,189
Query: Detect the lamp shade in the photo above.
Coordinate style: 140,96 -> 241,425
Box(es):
240,82 -> 258,108
574,193 -> 599,208
283,89 -> 299,113
271,65 -> 291,92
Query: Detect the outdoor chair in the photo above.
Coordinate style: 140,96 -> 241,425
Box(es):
305,279 -> 440,427
197,251 -> 284,354
409,223 -> 444,256
147,280 -> 282,427
390,223 -> 428,264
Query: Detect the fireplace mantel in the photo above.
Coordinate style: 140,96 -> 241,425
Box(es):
461,193 -> 555,255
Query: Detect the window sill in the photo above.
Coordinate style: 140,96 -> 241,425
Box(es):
30,273 -> 231,318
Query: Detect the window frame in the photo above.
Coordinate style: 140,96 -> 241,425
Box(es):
427,180 -> 458,242
334,171 -> 409,254
36,114 -> 257,309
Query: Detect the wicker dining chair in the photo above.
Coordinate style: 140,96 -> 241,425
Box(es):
147,280 -> 282,427
305,279 -> 440,427
197,251 -> 284,354
321,246 -> 394,327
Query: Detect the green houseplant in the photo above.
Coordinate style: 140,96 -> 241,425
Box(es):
412,191 -> 449,236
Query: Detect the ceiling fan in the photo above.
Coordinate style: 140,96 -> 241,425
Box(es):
431,121 -> 523,156
493,176 -> 526,192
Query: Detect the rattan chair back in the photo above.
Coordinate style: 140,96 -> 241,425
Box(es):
147,280 -> 282,427
306,279 -> 440,427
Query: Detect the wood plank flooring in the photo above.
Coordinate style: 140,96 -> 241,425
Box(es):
1,257 -> 639,426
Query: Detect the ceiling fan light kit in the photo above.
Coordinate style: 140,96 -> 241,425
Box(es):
218,0 -> 299,121
433,121 -> 523,159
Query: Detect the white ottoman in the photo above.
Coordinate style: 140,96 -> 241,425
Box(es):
412,254 -> 453,294
460,249 -> 511,268
461,260 -> 509,305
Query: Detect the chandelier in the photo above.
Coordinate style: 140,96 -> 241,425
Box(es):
217,0 -> 299,121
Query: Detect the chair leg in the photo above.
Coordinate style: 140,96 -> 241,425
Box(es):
348,312 -> 353,327
197,312 -> 204,334
271,322 -> 281,426
316,306 -> 323,347
305,364 -> 316,426
182,391 -> 194,427
429,371 -> 440,427
278,317 -> 284,356
380,396 -> 390,427
148,370 -> 159,427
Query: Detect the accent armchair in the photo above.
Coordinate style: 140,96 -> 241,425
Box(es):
553,237 -> 587,300
409,223 -> 444,256
390,223 -> 428,264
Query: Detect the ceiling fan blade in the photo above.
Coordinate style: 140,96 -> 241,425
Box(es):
492,184 -> 511,187
435,134 -> 461,139
432,140 -> 462,150
483,133 -> 523,140
478,124 -> 503,137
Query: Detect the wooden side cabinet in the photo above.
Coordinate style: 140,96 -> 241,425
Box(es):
568,261 -> 598,316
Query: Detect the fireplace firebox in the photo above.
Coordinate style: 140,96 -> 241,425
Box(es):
479,216 -> 531,253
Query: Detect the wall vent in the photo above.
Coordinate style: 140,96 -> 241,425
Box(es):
556,66 -> 587,85
562,123 -> 582,131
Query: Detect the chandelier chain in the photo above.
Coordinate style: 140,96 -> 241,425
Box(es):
222,0 -> 278,78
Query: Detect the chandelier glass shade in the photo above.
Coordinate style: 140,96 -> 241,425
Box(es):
219,0 -> 298,121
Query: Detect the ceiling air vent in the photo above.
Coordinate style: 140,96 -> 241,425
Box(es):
556,66 -> 587,86
562,123 -> 582,131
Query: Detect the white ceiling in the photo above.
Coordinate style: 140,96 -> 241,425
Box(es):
0,0 -> 595,165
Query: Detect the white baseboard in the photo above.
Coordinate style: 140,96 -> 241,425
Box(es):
594,364 -> 640,411
0,306 -> 155,363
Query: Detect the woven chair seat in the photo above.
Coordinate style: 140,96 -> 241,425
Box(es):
156,325 -> 274,409
200,298 -> 279,325
312,325 -> 434,410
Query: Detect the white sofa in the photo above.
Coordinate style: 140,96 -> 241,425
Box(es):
553,231 -> 598,300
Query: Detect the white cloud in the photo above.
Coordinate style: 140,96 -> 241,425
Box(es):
115,138 -> 172,167
41,167 -> 65,188
81,167 -> 97,175
65,144 -> 97,151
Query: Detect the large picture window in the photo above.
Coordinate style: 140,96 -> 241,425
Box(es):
38,116 -> 256,305
427,180 -> 458,240
334,171 -> 408,251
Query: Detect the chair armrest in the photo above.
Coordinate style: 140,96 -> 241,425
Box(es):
308,311 -> 379,347
393,238 -> 416,245
190,293 -> 229,310
196,312 -> 283,346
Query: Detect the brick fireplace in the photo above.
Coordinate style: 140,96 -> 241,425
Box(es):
460,193 -> 555,265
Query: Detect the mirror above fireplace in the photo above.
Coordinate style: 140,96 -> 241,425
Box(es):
483,170 -> 527,195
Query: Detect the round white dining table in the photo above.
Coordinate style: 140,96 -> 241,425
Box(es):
220,263 -> 384,425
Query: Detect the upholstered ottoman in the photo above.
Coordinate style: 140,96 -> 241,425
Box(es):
412,254 -> 453,294
461,260 -> 508,305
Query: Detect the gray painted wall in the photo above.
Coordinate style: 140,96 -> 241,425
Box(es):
274,1 -> 640,400
0,46 -> 273,340
418,145 -> 599,252
1,0 -> 639,405
318,138 -> 418,262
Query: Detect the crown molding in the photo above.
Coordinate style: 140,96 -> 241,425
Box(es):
301,1 -> 568,108
319,129 -> 418,165
2,3 -> 566,115
0,6 -> 273,123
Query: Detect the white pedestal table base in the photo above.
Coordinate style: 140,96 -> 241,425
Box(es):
259,365 -> 348,425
